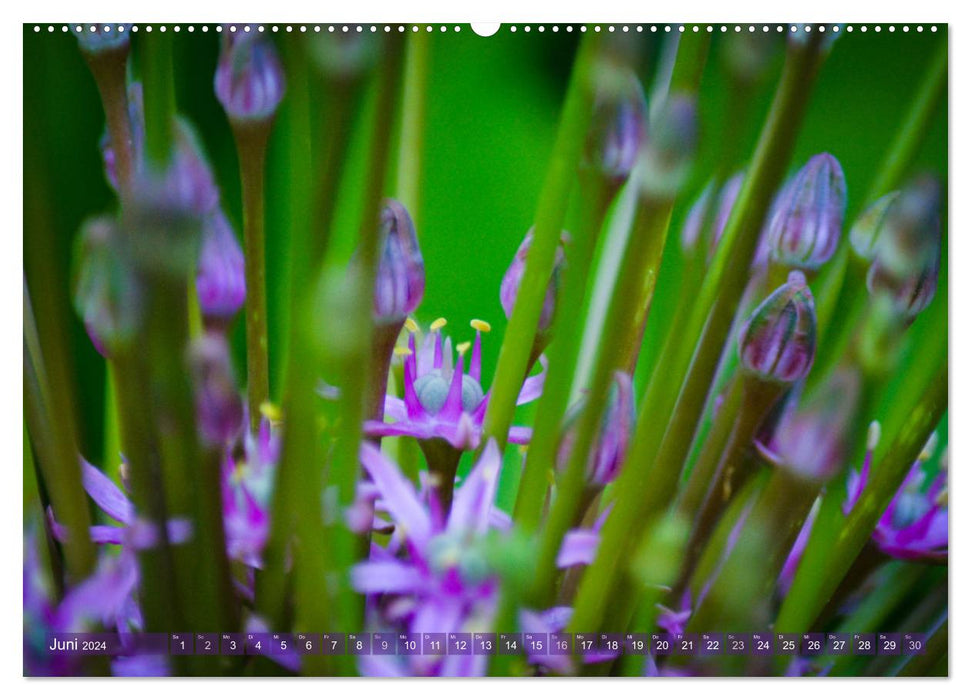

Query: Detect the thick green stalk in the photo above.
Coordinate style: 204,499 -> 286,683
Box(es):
531,196 -> 672,607
394,30 -> 430,223
482,33 -> 601,452
673,378 -> 784,592
82,43 -> 135,197
569,34 -> 825,635
866,38 -> 947,205
140,33 -> 175,167
232,122 -> 273,431
23,284 -> 96,582
513,172 -> 615,531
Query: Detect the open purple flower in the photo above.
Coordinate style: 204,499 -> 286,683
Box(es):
364,318 -> 543,451
351,440 -> 505,676
222,412 -> 281,569
846,430 -> 947,562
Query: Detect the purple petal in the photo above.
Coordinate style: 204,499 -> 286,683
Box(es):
557,529 -> 600,568
449,440 -> 502,535
359,443 -> 432,548
517,355 -> 548,405
81,458 -> 133,524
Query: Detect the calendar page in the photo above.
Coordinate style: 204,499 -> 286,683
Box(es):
22,18 -> 948,679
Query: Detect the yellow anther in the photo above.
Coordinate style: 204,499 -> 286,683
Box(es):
431,317 -> 447,331
404,317 -> 419,333
935,487 -> 948,508
920,432 -> 938,461
456,341 -> 472,356
233,460 -> 249,485
393,346 -> 414,357
470,319 -> 491,333
260,401 -> 283,423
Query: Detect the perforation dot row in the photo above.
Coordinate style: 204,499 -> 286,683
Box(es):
33,24 -> 941,35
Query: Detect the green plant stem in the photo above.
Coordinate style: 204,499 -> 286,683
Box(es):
530,195 -> 672,609
482,32 -> 601,453
23,283 -> 96,583
897,614 -> 947,677
232,123 -> 273,432
826,561 -> 926,676
688,466 -> 819,633
569,34 -> 825,636
140,33 -> 175,167
309,66 -> 366,271
82,44 -> 135,196
513,172 -> 615,531
673,378 -> 784,592
394,30 -> 430,223
676,372 -> 743,516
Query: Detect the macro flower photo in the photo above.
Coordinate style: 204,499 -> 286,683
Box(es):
22,20 -> 947,679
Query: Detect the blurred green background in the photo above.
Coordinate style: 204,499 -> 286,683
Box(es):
23,25 -> 947,510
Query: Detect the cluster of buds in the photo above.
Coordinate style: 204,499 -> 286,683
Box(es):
582,68 -> 647,190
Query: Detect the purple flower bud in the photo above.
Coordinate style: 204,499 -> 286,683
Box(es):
214,34 -> 286,124
870,175 -> 941,279
71,217 -> 142,357
373,199 -> 424,324
582,70 -> 646,186
557,372 -> 635,486
738,270 -> 817,385
766,153 -> 846,271
849,191 -> 899,265
681,173 -> 743,257
190,332 -> 244,445
757,368 -> 861,482
196,209 -> 246,323
500,229 -> 568,335
866,245 -> 939,320
865,176 -> 942,320
638,93 -> 698,199
170,119 -> 221,217
74,25 -> 129,56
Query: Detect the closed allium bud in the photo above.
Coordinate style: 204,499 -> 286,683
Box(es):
196,209 -> 246,323
583,70 -> 646,187
171,119 -> 221,217
849,191 -> 900,265
867,244 -> 939,320
639,93 -> 698,199
215,33 -> 285,124
865,176 -> 942,320
74,25 -> 129,56
557,372 -> 635,487
739,270 -> 817,385
190,332 -> 244,445
500,228 -> 568,336
72,217 -> 142,357
767,153 -> 846,271
373,199 -> 424,324
871,175 -> 941,280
